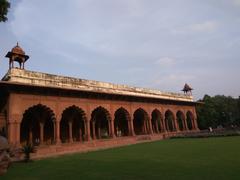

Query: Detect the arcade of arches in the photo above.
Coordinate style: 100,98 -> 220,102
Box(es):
18,104 -> 198,146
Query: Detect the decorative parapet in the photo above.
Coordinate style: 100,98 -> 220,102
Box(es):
2,68 -> 193,102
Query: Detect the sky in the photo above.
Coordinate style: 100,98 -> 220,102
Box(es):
1,0 -> 240,100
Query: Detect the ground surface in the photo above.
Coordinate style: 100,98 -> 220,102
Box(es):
2,136 -> 240,180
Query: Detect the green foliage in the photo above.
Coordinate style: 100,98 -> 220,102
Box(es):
3,137 -> 240,180
21,143 -> 36,162
197,95 -> 240,129
0,0 -> 10,22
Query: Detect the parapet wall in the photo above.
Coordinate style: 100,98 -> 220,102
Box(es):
2,68 -> 193,102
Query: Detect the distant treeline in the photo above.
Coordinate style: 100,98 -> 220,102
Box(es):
196,95 -> 240,130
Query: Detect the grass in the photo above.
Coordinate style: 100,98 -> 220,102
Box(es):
2,136 -> 240,180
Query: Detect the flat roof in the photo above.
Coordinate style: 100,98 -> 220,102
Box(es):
1,68 -> 193,102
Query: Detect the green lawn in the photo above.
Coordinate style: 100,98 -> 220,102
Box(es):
2,136 -> 240,180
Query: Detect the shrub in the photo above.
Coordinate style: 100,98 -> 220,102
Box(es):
21,143 -> 36,162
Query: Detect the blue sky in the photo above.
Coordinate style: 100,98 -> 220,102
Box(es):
1,0 -> 240,99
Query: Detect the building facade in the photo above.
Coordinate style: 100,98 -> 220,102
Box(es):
0,44 -> 199,158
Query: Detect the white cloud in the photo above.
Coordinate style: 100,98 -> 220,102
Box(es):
155,57 -> 176,67
172,21 -> 219,34
152,74 -> 196,93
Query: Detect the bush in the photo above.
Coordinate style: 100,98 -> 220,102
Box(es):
21,143 -> 36,162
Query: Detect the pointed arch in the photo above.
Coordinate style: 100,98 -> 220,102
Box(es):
20,104 -> 55,145
90,106 -> 111,139
151,109 -> 163,134
114,107 -> 130,137
176,111 -> 185,131
60,105 -> 87,143
165,110 -> 175,132
133,108 -> 150,135
186,111 -> 194,130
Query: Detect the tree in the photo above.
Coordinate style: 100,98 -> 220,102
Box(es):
197,94 -> 240,129
0,0 -> 10,22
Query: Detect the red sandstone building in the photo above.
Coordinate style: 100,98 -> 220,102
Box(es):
0,44 -> 199,157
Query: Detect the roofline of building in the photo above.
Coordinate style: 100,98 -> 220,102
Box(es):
0,80 -> 202,106
2,68 -> 194,103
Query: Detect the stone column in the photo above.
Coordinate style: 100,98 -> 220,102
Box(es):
143,121 -> 147,134
40,122 -> 44,145
110,120 -> 115,138
130,118 -> 135,136
161,119 -> 166,132
85,120 -> 91,141
54,115 -> 61,144
68,121 -> 73,143
15,122 -> 21,146
165,119 -> 169,132
91,121 -> 95,140
148,119 -> 153,134
193,117 -> 199,131
55,120 -> 61,144
184,118 -> 189,131
127,120 -> 131,136
174,118 -> 179,132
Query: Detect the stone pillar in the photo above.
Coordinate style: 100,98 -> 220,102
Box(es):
91,121 -> 95,140
165,119 -> 169,132
7,115 -> 21,146
184,118 -> 189,131
7,122 -> 14,145
15,122 -> 21,146
55,120 -> 61,144
172,113 -> 178,132
85,120 -> 91,141
40,122 -> 44,145
68,121 -> 73,143
130,117 -> 135,136
161,119 -> 166,132
148,119 -> 153,134
192,117 -> 198,131
110,120 -> 115,138
143,121 -> 147,134
126,120 -> 131,136
174,118 -> 179,132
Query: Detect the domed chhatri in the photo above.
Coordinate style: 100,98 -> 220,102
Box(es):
5,42 -> 29,69
182,83 -> 193,95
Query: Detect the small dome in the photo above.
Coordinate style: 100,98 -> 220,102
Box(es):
11,42 -> 25,55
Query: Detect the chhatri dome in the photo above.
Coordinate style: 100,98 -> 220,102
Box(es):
5,42 -> 29,69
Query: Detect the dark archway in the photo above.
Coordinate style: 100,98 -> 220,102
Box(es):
91,106 -> 111,139
176,111 -> 185,131
133,108 -> 149,135
186,111 -> 194,130
114,108 -> 130,137
20,104 -> 55,146
165,110 -> 175,132
151,109 -> 163,134
60,106 -> 86,143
